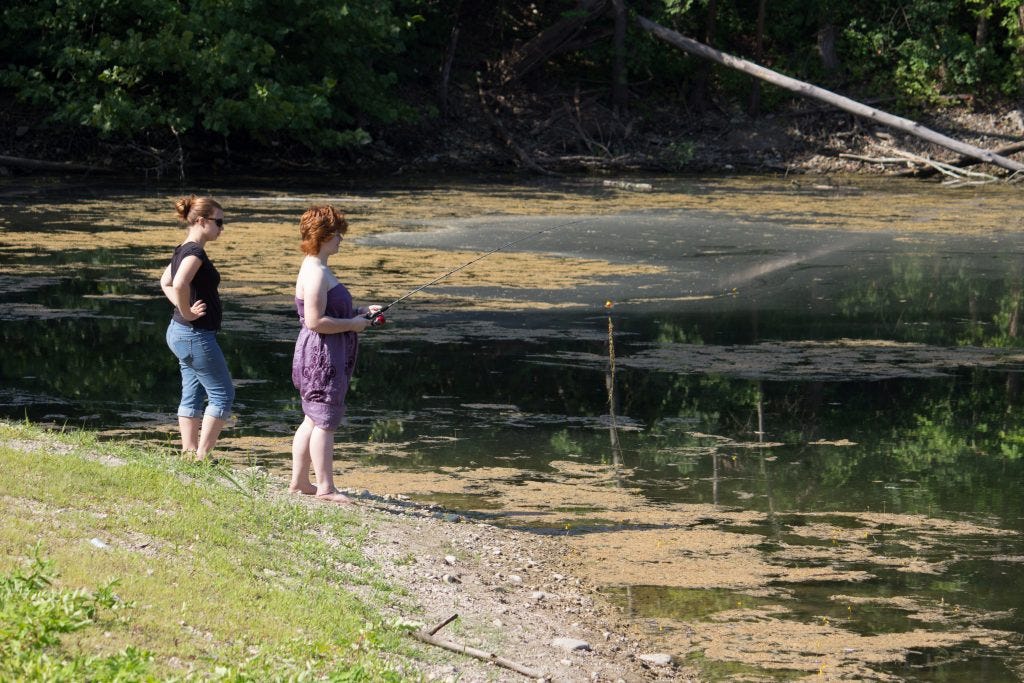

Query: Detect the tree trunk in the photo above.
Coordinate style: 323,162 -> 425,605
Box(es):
1018,6 -> 1024,95
611,0 -> 628,113
439,24 -> 460,117
690,0 -> 718,113
635,14 -> 1024,173
975,3 -> 989,47
749,0 -> 767,116
817,24 -> 840,72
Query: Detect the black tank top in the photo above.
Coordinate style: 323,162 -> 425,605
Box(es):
169,242 -> 222,331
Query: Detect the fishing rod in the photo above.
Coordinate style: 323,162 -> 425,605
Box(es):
364,218 -> 587,326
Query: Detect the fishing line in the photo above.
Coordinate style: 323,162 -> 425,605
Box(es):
365,218 -> 588,325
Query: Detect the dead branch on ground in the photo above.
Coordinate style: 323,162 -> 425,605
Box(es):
0,155 -> 110,173
409,629 -> 548,680
888,149 -> 999,183
428,613 -> 459,636
897,140 -> 1024,179
841,149 -> 1001,184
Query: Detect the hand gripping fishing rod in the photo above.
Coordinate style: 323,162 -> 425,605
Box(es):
364,218 -> 587,326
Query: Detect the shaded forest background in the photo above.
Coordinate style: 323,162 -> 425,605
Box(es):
2,0 -> 1024,178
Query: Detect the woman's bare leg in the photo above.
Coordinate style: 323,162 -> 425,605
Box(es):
290,416 -> 317,494
310,426 -> 351,504
178,416 -> 201,456
196,415 -> 226,460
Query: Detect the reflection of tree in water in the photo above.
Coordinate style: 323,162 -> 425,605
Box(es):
605,302 -> 623,486
609,311 -> 1024,518
837,254 -> 1024,349
755,382 -> 778,536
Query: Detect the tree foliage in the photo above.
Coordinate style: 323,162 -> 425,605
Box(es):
0,0 -> 409,149
1,0 -> 1023,153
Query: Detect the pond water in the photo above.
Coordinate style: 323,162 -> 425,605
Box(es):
2,175 -> 1024,680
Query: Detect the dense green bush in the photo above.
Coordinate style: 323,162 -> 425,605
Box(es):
837,0 -> 1024,104
0,0 -> 409,149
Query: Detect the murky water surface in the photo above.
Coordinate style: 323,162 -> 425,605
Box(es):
3,175 -> 1024,679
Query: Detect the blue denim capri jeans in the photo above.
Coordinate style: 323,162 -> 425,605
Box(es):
166,320 -> 235,419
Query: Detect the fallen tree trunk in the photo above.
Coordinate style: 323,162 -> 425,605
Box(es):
635,14 -> 1024,174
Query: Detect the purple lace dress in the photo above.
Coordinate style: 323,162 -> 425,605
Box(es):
292,284 -> 359,430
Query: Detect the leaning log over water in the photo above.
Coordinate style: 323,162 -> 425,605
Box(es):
634,14 -> 1024,174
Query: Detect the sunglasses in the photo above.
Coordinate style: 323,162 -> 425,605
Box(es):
208,217 -> 224,227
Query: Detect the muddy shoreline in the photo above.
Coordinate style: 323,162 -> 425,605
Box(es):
344,488 -> 693,681
2,100 -> 1022,181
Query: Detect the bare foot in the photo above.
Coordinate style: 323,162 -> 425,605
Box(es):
289,485 -> 317,496
315,488 -> 354,505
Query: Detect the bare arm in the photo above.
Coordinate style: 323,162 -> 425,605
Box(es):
300,265 -> 369,334
160,264 -> 174,302
161,255 -> 206,321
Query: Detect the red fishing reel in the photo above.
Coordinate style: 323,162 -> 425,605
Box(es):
364,305 -> 387,327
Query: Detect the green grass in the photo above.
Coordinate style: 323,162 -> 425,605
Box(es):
0,420 -> 410,681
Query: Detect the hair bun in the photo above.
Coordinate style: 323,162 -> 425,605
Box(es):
175,195 -> 196,222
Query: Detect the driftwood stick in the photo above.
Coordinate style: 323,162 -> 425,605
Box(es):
889,149 -> 998,180
901,140 -> 1024,178
941,178 -> 995,187
838,153 -> 915,165
634,14 -> 1024,173
895,153 -> 963,180
428,613 -> 459,636
409,630 -> 547,680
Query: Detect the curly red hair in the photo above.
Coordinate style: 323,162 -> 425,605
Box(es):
299,205 -> 348,255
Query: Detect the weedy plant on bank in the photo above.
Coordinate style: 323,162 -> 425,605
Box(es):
0,547 -> 152,680
0,420 -> 409,681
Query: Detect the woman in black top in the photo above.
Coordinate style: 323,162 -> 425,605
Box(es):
160,195 -> 235,461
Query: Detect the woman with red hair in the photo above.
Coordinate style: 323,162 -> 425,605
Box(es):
290,205 -> 379,503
